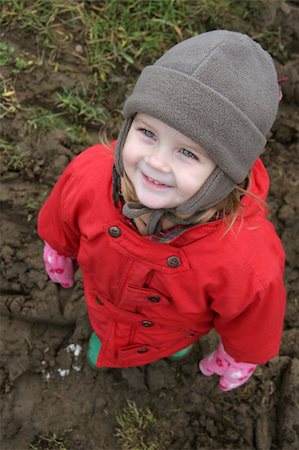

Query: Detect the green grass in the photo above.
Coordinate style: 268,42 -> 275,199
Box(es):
0,0 -> 288,150
0,40 -> 14,66
0,0 -> 281,87
253,28 -> 288,61
0,39 -> 38,73
28,430 -> 71,450
0,139 -> 26,170
56,89 -> 108,125
0,0 -> 287,97
26,191 -> 49,221
0,75 -> 20,118
24,106 -> 93,145
26,107 -> 66,131
115,400 -> 160,450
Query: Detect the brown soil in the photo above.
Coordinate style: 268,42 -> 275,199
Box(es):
1,3 -> 299,450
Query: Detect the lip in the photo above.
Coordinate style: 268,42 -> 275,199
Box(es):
142,173 -> 172,190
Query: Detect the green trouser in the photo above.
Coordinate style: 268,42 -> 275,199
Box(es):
87,332 -> 193,369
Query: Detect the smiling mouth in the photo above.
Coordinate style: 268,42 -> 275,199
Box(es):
143,173 -> 171,188
147,176 -> 166,185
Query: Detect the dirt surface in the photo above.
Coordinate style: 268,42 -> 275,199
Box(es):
1,3 -> 299,450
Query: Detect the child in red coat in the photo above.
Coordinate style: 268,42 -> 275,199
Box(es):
38,30 -> 286,391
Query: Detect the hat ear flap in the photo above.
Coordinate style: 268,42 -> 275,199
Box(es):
114,116 -> 134,175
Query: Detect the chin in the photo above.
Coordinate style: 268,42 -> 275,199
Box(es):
137,196 -> 167,210
141,199 -> 175,210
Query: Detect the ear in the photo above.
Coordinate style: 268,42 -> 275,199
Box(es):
277,77 -> 288,102
279,90 -> 283,102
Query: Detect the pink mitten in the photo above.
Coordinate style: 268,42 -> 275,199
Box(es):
199,342 -> 257,391
43,242 -> 75,288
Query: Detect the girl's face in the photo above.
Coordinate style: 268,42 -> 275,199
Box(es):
122,113 -> 217,210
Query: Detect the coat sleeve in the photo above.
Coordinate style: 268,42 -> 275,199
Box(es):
212,275 -> 286,364
37,160 -> 80,257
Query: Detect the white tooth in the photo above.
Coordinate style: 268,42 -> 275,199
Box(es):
147,175 -> 164,185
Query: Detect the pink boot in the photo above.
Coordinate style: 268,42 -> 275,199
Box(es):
199,342 -> 257,391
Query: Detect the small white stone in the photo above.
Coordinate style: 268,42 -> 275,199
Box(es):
73,344 -> 82,357
66,344 -> 82,357
57,368 -> 70,377
67,344 -> 76,353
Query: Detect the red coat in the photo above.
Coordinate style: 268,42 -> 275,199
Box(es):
37,144 -> 286,367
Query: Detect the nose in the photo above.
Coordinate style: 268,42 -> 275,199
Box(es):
144,147 -> 171,172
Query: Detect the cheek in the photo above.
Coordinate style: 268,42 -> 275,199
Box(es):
180,166 -> 214,195
184,179 -> 203,196
122,132 -> 142,167
122,145 -> 136,170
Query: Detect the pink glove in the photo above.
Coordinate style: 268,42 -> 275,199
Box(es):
43,242 -> 75,288
199,342 -> 257,391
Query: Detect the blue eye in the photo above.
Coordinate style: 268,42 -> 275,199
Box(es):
180,148 -> 198,159
141,129 -> 155,139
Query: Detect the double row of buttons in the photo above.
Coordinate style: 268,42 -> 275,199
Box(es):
109,226 -> 181,268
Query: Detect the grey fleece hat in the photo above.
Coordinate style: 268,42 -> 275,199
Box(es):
114,30 -> 280,233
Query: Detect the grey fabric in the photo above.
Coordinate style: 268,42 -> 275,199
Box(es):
114,30 -> 280,234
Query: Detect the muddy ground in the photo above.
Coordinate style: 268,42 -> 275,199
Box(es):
1,3 -> 299,450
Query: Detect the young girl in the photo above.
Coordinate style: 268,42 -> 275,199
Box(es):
38,30 -> 286,391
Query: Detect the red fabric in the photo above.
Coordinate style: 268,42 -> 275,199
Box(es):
37,144 -> 286,368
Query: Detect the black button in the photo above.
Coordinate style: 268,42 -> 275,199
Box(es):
109,226 -> 121,238
147,296 -> 160,303
141,320 -> 153,327
96,296 -> 104,305
187,332 -> 196,338
137,347 -> 149,354
167,256 -> 181,268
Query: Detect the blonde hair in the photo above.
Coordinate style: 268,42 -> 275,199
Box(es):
99,129 -> 115,151
121,171 -> 268,233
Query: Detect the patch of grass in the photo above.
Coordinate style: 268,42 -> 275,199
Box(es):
0,0 -> 288,136
25,107 -> 92,145
0,0 -> 76,50
65,123 -> 92,145
0,40 -> 39,73
26,107 -> 66,132
0,75 -> 20,118
115,400 -> 160,450
0,0 -> 268,84
29,430 -> 72,450
253,28 -> 288,63
57,89 -> 108,125
26,191 -> 49,221
192,0 -> 269,30
0,139 -> 26,170
26,191 -> 48,212
13,55 -> 35,73
0,40 -> 14,66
